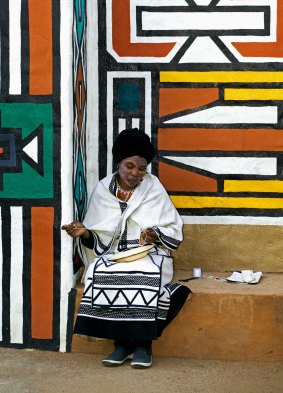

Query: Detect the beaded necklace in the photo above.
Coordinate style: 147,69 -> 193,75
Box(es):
116,180 -> 136,202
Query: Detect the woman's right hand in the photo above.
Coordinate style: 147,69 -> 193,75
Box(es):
61,221 -> 89,239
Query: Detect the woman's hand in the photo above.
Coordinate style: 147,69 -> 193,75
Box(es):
140,228 -> 158,245
61,221 -> 89,239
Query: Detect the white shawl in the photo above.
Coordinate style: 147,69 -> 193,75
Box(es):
80,173 -> 183,269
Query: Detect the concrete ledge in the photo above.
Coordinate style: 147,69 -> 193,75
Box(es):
71,271 -> 283,362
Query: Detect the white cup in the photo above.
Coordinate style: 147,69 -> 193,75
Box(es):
193,267 -> 202,278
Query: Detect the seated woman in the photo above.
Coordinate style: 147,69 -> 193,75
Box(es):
62,128 -> 191,369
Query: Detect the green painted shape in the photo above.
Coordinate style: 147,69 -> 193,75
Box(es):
0,103 -> 53,199
74,0 -> 86,45
117,83 -> 141,112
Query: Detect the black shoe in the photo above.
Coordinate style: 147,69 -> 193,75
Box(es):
102,346 -> 134,367
131,346 -> 152,369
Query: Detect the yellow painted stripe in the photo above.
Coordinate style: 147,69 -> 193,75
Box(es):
224,180 -> 283,193
160,71 -> 283,83
224,88 -> 283,101
170,196 -> 283,209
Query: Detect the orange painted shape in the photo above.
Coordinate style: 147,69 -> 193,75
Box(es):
75,59 -> 86,134
159,161 -> 217,192
0,147 -> 3,154
158,128 -> 283,151
29,0 -> 53,95
112,0 -> 175,57
232,1 -> 283,58
31,207 -> 54,339
159,88 -> 219,117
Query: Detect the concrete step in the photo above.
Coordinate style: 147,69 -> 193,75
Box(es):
71,271 -> 283,362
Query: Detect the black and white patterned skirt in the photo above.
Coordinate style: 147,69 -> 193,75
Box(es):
74,247 -> 191,340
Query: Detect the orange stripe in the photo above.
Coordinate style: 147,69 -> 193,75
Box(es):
159,88 -> 219,117
159,162 -> 217,192
158,128 -> 283,151
29,0 -> 53,95
31,207 -> 54,339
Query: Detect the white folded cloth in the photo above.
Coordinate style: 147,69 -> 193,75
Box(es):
226,270 -> 262,284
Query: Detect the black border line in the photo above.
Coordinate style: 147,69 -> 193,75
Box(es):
0,0 -> 10,96
1,206 -> 11,344
22,205 -> 31,344
50,0 -> 62,351
21,0 -> 30,96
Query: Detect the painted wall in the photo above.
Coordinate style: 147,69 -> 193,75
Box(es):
88,0 -> 283,272
1,0 -> 283,353
0,0 -> 74,352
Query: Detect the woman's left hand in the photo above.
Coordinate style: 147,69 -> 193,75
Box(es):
140,228 -> 158,245
61,221 -> 89,238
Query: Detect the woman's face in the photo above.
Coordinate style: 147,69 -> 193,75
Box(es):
118,155 -> 148,190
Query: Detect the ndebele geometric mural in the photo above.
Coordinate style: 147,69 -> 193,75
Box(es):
0,0 -> 63,351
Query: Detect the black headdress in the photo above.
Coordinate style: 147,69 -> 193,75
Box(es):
112,128 -> 156,164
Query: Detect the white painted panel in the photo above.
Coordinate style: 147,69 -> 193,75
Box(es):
164,106 -> 278,124
86,0 -> 99,193
180,37 -> 230,63
194,0 -> 214,5
60,0 -> 75,352
9,0 -> 21,94
142,12 -> 264,31
118,118 -> 126,132
10,207 -> 23,344
107,74 -> 114,175
135,0 -> 188,5
23,137 -> 38,163
164,156 -> 277,175
182,215 -> 283,225
132,118 -> 140,129
218,0 -> 275,6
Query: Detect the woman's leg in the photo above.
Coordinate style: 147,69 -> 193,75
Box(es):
102,339 -> 134,367
131,340 -> 153,369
